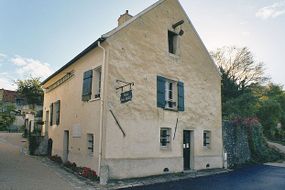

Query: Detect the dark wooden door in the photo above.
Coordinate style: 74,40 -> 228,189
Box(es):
183,130 -> 191,170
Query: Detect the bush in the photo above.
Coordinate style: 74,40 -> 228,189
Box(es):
49,155 -> 63,164
247,123 -> 284,162
80,167 -> 98,180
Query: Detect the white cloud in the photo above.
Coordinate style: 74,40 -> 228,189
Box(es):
0,73 -> 16,90
242,31 -> 251,37
0,53 -> 6,62
256,2 -> 285,19
10,56 -> 53,80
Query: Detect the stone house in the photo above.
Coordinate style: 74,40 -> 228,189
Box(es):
41,0 -> 223,180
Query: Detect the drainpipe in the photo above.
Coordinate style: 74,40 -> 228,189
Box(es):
98,40 -> 106,176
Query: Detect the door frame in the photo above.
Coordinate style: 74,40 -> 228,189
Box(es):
63,130 -> 69,162
183,130 -> 194,170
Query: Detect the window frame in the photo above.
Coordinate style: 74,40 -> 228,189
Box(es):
203,130 -> 211,148
160,128 -> 171,149
87,133 -> 94,155
168,30 -> 179,55
165,79 -> 178,110
93,66 -> 102,99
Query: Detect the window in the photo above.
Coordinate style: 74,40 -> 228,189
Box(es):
168,30 -> 178,54
55,100 -> 60,125
165,80 -> 177,109
160,128 -> 171,148
157,76 -> 184,111
87,134 -> 94,155
82,70 -> 93,101
82,67 -> 102,101
50,100 -> 60,126
49,103 -> 53,126
94,67 -> 102,98
203,131 -> 211,147
16,98 -> 24,106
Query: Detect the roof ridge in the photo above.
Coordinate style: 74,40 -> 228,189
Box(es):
102,0 -> 166,38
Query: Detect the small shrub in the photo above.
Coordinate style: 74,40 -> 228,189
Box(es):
49,155 -> 63,164
80,167 -> 98,180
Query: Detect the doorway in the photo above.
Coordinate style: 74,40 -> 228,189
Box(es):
183,130 -> 192,170
63,130 -> 69,162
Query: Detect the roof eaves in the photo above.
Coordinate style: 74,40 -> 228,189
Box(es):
41,37 -> 106,85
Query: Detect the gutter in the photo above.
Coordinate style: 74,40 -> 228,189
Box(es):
97,41 -> 107,176
41,37 -> 106,86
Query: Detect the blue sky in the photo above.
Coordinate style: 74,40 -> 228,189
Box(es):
0,0 -> 284,90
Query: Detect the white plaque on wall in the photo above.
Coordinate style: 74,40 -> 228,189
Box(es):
72,124 -> 81,138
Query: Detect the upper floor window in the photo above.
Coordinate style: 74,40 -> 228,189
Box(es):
168,30 -> 178,54
82,67 -> 102,101
49,100 -> 60,126
165,80 -> 177,109
157,76 -> 184,111
94,67 -> 102,99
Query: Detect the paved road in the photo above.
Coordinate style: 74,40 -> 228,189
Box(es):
268,141 -> 285,154
121,165 -> 285,190
0,133 -> 78,190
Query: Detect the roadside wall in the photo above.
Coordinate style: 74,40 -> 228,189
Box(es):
223,121 -> 251,168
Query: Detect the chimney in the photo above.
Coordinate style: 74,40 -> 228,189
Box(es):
118,10 -> 133,26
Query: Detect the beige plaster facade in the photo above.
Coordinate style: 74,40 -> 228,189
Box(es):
42,0 -> 223,180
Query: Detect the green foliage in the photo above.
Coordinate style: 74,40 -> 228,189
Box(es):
247,124 -> 284,162
223,92 -> 258,119
255,84 -> 285,141
0,102 -> 16,131
15,77 -> 44,105
257,99 -> 282,136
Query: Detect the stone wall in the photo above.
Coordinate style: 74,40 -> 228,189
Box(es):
223,121 -> 251,168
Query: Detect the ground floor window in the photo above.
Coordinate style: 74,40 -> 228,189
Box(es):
160,128 -> 171,149
87,134 -> 94,155
203,130 -> 211,148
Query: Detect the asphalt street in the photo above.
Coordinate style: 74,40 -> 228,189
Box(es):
120,164 -> 285,190
0,133 -> 77,190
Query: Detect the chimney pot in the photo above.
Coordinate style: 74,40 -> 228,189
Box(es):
118,10 -> 133,26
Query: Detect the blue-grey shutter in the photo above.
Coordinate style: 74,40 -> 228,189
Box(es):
49,103 -> 53,126
157,76 -> 166,108
82,70 -> 93,101
178,81 -> 184,111
55,100 -> 60,125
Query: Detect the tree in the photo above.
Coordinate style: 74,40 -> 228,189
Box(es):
212,46 -> 269,90
15,77 -> 44,105
256,83 -> 285,139
0,102 -> 16,131
211,46 -> 268,119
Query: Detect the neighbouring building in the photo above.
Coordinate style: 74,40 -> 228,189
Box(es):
0,88 -> 24,131
41,0 -> 223,180
0,88 -> 43,132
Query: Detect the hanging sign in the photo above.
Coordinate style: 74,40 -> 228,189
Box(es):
120,90 -> 132,103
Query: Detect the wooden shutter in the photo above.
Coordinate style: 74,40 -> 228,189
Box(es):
82,70 -> 93,101
49,103 -> 53,126
55,100 -> 60,125
178,81 -> 184,111
157,76 -> 166,108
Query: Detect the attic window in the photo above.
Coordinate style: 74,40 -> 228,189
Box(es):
168,30 -> 178,54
